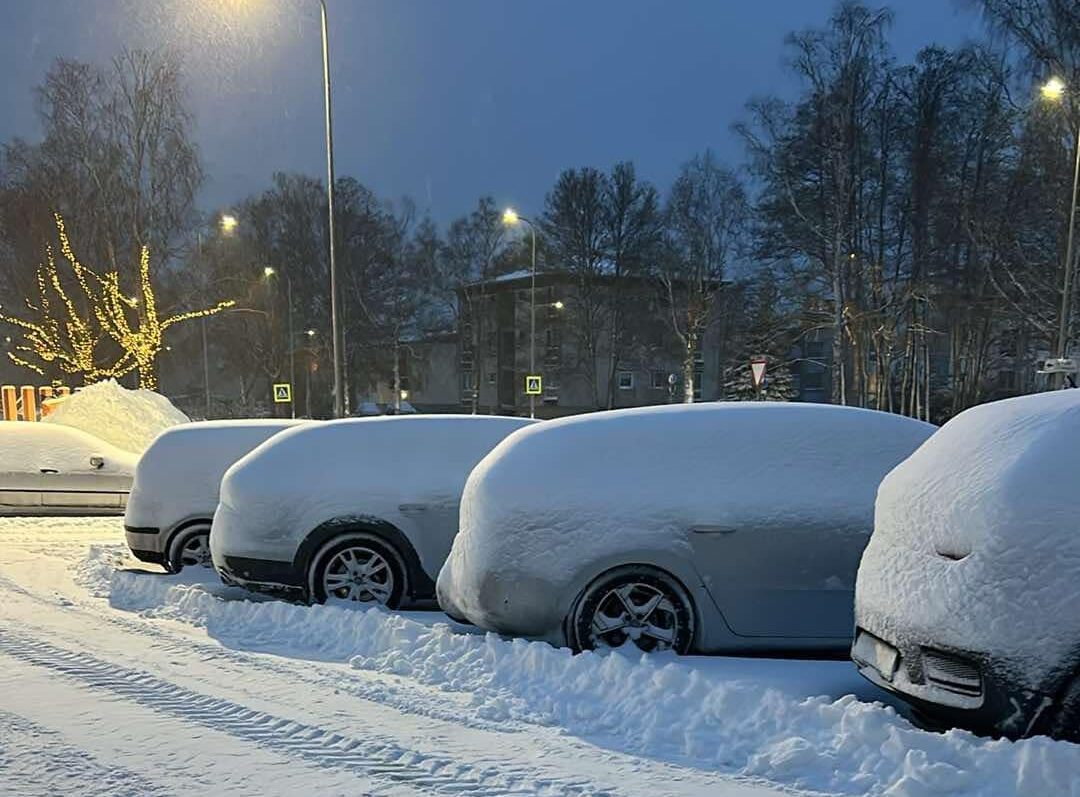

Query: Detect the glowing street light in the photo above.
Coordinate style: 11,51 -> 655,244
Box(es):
1038,77 -> 1079,389
305,328 -> 317,338
554,300 -> 564,310
263,266 -> 276,278
220,214 -> 239,235
1042,76 -> 1066,101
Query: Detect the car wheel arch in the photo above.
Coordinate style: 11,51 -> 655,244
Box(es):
295,517 -> 434,603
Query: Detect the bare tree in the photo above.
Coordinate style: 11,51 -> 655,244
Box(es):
660,150 -> 749,403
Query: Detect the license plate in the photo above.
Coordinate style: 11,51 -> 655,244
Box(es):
853,631 -> 899,681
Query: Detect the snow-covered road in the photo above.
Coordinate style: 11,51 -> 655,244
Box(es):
0,516 -> 1076,796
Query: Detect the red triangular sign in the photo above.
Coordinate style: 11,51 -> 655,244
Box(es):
750,359 -> 767,389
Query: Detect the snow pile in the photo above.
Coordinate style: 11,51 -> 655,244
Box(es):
43,380 -> 189,454
125,420 -> 306,530
440,402 -> 934,628
89,548 -> 1080,797
858,390 -> 1080,688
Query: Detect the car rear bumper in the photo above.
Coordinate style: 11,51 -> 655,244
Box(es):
125,525 -> 165,558
215,555 -> 306,600
851,626 -> 1053,737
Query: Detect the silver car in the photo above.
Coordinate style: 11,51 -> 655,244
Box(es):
0,422 -> 136,515
211,415 -> 535,607
125,420 -> 305,572
437,403 -> 934,655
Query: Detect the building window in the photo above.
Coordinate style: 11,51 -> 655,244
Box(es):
998,369 -> 1017,391
461,371 -> 474,391
651,371 -> 665,389
617,371 -> 634,390
487,372 -> 496,385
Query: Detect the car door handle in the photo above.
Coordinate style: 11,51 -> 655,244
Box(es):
399,503 -> 428,513
40,468 -> 59,475
691,525 -> 737,535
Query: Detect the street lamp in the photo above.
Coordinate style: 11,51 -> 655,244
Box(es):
1041,77 -> 1080,389
211,1 -> 342,417
220,214 -> 238,235
502,207 -> 538,419
264,266 -> 296,418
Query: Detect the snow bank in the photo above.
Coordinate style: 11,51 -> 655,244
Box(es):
43,380 -> 189,454
858,390 -> 1080,688
85,546 -> 1080,797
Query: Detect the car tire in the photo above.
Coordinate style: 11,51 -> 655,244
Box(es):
309,535 -> 406,608
568,565 -> 694,655
166,525 -> 213,573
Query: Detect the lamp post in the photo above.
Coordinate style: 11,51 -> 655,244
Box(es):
501,208 -> 538,419
264,266 -> 296,418
317,0 -> 345,418
1041,77 -> 1080,389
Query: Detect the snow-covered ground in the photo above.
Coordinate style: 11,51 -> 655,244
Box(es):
0,516 -> 1077,796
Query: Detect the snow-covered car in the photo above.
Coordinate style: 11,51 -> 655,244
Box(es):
125,420 -> 304,572
437,403 -> 934,655
853,390 -> 1080,740
210,415 -> 535,606
0,422 -> 136,515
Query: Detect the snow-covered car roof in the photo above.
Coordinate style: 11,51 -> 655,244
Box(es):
219,414 -> 535,527
0,422 -> 138,476
858,390 -> 1080,679
464,401 -> 935,527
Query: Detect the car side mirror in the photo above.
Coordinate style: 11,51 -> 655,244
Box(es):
89,456 -> 105,470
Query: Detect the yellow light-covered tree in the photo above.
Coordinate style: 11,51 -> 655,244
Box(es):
0,214 -> 234,389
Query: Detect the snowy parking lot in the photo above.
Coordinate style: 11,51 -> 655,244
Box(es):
1,515 -> 1078,797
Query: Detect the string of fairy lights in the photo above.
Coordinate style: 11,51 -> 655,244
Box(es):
0,214 -> 235,390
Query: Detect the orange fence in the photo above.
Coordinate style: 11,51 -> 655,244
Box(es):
0,385 -> 72,421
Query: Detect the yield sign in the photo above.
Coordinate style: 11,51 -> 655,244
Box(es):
273,383 -> 293,403
750,358 -> 767,390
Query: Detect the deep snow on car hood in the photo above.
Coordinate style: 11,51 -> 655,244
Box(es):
856,390 -> 1080,686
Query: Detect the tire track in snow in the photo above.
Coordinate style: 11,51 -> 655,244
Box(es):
0,709 -> 172,797
0,632 -> 617,797
0,567 -> 511,734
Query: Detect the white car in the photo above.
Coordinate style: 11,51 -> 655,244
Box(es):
125,420 -> 305,572
853,390 -> 1080,740
0,422 -> 136,514
211,415 -> 534,607
438,403 -> 935,654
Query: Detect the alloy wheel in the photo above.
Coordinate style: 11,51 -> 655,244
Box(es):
179,532 -> 212,569
586,581 -> 681,653
321,546 -> 394,604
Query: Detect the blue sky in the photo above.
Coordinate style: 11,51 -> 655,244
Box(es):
0,0 -> 986,223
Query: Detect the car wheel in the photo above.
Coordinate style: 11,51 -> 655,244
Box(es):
167,526 -> 213,572
569,566 -> 694,655
310,536 -> 405,608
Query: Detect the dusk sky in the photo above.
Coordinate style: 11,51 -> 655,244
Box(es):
0,0 -> 987,224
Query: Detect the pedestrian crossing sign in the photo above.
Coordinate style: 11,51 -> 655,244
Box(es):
525,375 -> 542,395
273,383 -> 292,403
